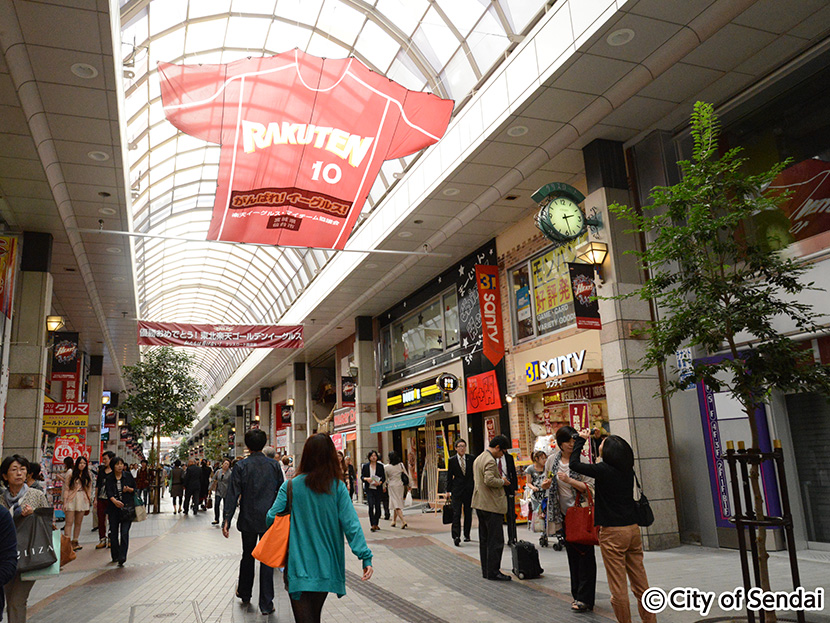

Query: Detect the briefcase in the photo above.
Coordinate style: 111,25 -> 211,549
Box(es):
442,503 -> 453,525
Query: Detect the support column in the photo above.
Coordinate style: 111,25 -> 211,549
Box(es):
583,139 -> 680,550
259,387 -> 272,446
287,362 -> 307,457
87,356 -> 104,464
354,316 -> 377,503
6,232 -> 53,460
234,405 -> 245,458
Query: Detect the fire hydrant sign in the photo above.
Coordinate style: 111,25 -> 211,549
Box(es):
159,49 -> 453,250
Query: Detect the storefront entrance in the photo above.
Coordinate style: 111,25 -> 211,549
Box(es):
393,416 -> 460,501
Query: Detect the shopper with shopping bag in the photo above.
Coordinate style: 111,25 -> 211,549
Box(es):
1,454 -> 52,623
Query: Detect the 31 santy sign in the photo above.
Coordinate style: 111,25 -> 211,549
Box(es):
159,49 -> 453,250
137,321 -> 303,349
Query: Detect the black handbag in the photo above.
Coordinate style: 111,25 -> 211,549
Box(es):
15,507 -> 58,573
400,470 -> 409,487
120,504 -> 137,522
634,473 -> 654,527
442,503 -> 453,524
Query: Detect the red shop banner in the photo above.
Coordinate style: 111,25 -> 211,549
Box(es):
466,370 -> 503,415
475,265 -> 505,366
159,49 -> 453,250
137,321 -> 303,349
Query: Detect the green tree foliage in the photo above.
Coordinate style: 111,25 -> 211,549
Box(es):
176,439 -> 190,463
204,404 -> 233,462
609,101 -> 830,612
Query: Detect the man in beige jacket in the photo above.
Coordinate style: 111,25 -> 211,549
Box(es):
471,434 -> 512,581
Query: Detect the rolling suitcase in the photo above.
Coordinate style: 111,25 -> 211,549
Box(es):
511,539 -> 543,580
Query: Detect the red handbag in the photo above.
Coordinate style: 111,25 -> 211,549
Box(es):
564,488 -> 600,546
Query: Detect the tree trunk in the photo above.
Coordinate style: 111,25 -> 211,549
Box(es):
745,404 -> 776,623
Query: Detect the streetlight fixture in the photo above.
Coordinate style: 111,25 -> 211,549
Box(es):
575,240 -> 608,283
46,315 -> 65,332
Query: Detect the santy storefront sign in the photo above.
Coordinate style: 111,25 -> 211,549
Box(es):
515,331 -> 602,391
475,265 -> 505,366
138,321 -> 303,348
159,50 -> 453,250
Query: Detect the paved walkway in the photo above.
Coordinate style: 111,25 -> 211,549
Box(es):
25,498 -> 829,623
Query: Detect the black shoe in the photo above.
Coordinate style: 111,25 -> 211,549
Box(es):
211,520 -> 219,525
383,516 -> 390,521
236,591 -> 251,605
261,607 -> 275,615
464,536 -> 471,542
453,537 -> 460,547
488,573 -> 512,581
117,560 -> 125,567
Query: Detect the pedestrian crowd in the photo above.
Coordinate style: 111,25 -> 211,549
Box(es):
0,423 -> 656,623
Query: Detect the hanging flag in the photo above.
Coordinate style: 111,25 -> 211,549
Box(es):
567,263 -> 601,330
137,321 -> 303,348
475,265 -> 505,366
159,49 -> 454,250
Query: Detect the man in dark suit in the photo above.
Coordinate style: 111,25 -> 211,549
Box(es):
182,458 -> 202,515
222,429 -> 284,615
446,438 -> 474,546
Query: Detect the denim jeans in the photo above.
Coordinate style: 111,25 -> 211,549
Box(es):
239,530 -> 275,613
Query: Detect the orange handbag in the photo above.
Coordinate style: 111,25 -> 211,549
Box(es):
564,488 -> 600,546
252,480 -> 292,568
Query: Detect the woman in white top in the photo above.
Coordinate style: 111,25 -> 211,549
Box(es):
384,452 -> 408,529
63,456 -> 92,551
360,451 -> 385,532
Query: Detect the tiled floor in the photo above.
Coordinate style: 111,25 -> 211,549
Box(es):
24,498 -> 830,623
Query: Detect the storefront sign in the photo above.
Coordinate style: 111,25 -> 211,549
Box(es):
436,372 -> 459,393
466,370 -> 502,414
281,405 -> 292,425
770,158 -> 830,242
526,350 -> 586,384
159,50 -> 453,250
475,265 -> 505,366
43,403 -> 90,431
275,428 -> 288,449
543,384 -> 606,404
138,321 -> 303,349
333,406 -> 356,432
531,245 -> 578,333
51,332 -> 80,382
387,378 -> 444,415
568,263 -> 601,330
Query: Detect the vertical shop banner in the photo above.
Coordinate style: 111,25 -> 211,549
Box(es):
62,362 -> 81,402
0,236 -> 18,318
341,377 -> 356,407
475,265 -> 505,366
569,402 -> 592,461
465,370 -> 502,414
483,414 -> 498,443
567,263 -> 601,330
159,49 -> 453,250
51,332 -> 80,382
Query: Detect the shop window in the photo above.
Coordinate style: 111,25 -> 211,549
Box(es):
508,241 -> 584,342
386,287 -> 459,372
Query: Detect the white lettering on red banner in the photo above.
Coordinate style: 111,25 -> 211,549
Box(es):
475,265 -> 505,366
44,403 -> 90,416
137,321 -> 303,349
159,50 -> 453,250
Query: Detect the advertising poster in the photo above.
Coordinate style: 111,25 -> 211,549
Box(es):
569,403 -> 591,461
568,262 -> 601,330
341,376 -> 356,407
138,321 -> 303,348
51,332 -> 80,382
531,247 -> 576,334
465,370 -> 502,414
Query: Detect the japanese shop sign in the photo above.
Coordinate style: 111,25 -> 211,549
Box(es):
525,350 -> 587,384
475,265 -> 505,366
569,403 -> 592,460
333,406 -> 356,432
159,49 -> 453,250
530,245 -> 578,333
43,403 -> 90,431
137,321 -> 303,348
386,378 -> 444,416
465,370 -> 502,414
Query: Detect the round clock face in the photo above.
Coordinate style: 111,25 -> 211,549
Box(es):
548,196 -> 585,239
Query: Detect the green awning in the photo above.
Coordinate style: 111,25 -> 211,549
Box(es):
370,405 -> 446,433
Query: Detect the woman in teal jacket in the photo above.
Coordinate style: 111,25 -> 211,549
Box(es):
266,433 -> 373,623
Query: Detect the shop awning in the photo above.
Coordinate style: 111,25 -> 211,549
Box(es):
370,405 -> 447,433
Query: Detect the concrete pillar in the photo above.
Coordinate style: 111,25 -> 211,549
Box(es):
259,388 -> 272,445
87,356 -> 103,464
6,232 -> 53,460
354,316 -> 377,503
583,139 -> 680,551
234,405 -> 245,457
288,362 -> 307,457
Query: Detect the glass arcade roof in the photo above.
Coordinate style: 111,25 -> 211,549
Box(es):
120,0 -> 546,399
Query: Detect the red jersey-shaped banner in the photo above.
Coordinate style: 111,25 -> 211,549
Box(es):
159,49 -> 454,250
475,265 -> 505,366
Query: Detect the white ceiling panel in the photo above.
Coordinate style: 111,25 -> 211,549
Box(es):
682,24 -> 777,73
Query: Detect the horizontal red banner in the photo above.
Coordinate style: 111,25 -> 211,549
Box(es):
44,402 -> 90,416
137,321 -> 303,349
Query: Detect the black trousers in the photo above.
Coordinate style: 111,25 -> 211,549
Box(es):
381,488 -> 390,518
183,488 -> 199,514
366,488 -> 382,526
563,530 -> 597,607
239,530 -> 275,613
213,493 -> 224,523
107,509 -> 131,562
476,509 -> 504,579
451,491 -> 472,540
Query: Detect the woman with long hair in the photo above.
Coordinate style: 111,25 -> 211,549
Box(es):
105,457 -> 136,567
169,459 -> 184,513
266,433 -> 373,623
384,452 -> 407,529
360,450 -> 384,532
63,456 -> 92,551
570,432 -> 655,623
0,455 -> 50,623
541,426 -> 596,612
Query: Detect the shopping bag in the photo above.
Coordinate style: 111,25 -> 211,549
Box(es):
15,508 -> 58,573
519,497 -> 530,519
442,503 -> 453,525
134,504 -> 147,522
206,497 -> 213,510
563,489 -> 599,546
21,530 -> 61,580
404,490 -> 413,507
252,480 -> 292,569
60,533 -> 76,566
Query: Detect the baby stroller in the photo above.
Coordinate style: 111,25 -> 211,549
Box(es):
537,497 -> 565,550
